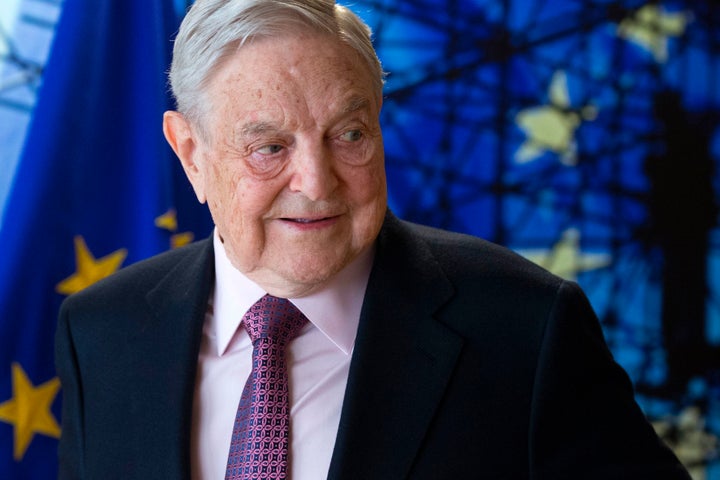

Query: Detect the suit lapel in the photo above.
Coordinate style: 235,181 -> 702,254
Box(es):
125,238 -> 214,478
327,213 -> 464,479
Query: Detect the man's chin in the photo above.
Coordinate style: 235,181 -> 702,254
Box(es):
266,255 -> 350,296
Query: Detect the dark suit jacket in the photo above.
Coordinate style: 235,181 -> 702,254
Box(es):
56,212 -> 690,479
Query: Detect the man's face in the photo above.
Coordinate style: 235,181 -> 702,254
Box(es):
165,31 -> 387,297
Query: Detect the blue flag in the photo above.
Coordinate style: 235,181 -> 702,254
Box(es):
0,0 -> 210,476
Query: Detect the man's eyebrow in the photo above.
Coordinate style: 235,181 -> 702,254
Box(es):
237,121 -> 278,138
342,95 -> 371,114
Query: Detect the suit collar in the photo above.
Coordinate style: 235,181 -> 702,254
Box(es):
328,212 -> 464,479
145,237 -> 215,324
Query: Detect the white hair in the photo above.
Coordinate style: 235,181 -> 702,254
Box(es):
169,0 -> 384,127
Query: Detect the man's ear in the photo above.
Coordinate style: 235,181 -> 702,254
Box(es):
163,110 -> 207,204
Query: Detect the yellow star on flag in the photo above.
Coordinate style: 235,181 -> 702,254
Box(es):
171,232 -> 195,249
56,235 -> 127,295
154,208 -> 179,232
0,363 -> 61,460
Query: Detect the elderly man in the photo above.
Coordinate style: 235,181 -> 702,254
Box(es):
56,1 -> 690,479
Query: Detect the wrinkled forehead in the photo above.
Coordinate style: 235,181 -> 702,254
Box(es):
202,32 -> 380,126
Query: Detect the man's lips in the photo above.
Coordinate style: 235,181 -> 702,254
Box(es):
283,217 -> 326,223
279,215 -> 340,225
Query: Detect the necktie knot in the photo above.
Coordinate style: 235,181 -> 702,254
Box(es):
243,294 -> 308,346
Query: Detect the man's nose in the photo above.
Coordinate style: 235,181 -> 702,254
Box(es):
288,142 -> 339,201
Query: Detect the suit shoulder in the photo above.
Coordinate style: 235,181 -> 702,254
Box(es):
403,220 -> 562,290
61,238 -> 211,312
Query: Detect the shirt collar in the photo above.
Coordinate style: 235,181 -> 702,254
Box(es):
212,229 -> 374,356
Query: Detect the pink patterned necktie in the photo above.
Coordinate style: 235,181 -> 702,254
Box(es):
225,295 -> 308,480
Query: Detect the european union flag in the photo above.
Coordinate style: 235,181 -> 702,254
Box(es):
0,0 -> 209,476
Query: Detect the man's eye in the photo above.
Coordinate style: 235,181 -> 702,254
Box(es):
340,130 -> 363,142
256,144 -> 284,155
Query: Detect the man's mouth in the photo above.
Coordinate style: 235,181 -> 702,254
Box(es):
285,218 -> 322,223
281,216 -> 337,224
280,216 -> 337,226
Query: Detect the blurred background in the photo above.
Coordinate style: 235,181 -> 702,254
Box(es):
0,0 -> 718,477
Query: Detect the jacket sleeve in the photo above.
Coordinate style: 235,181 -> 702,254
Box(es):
55,299 -> 85,480
528,281 -> 691,480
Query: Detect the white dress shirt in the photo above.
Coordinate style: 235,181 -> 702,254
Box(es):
191,230 -> 373,480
